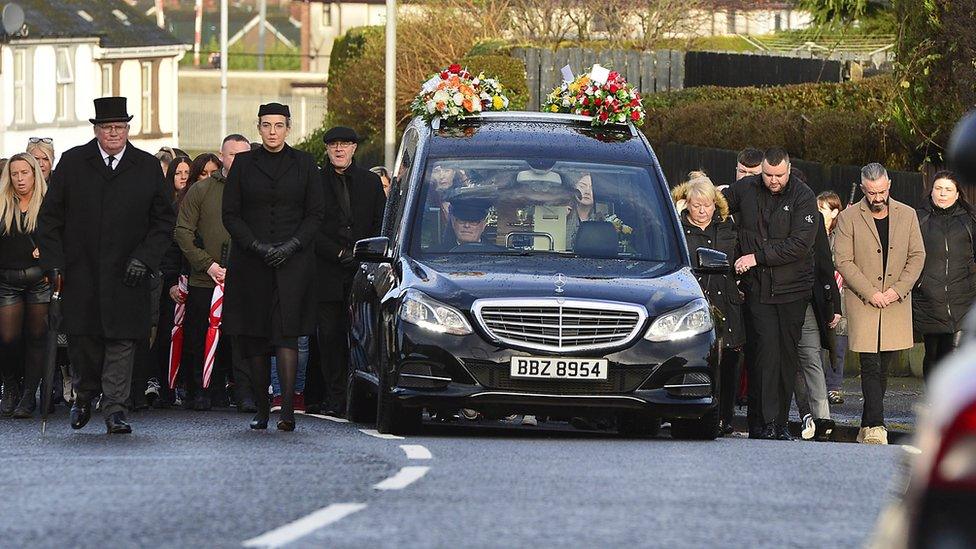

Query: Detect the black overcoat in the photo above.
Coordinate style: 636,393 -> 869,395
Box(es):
221,144 -> 325,337
681,214 -> 746,349
316,161 -> 385,302
810,219 -> 842,349
913,200 -> 976,335
36,139 -> 176,339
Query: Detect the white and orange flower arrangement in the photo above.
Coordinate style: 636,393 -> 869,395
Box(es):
411,63 -> 510,123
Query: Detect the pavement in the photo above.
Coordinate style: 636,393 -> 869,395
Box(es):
1,407 -> 905,548
735,376 -> 925,444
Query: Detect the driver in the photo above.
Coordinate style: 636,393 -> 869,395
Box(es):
443,198 -> 497,250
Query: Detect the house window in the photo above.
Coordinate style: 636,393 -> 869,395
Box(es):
13,49 -> 26,123
56,48 -> 74,121
141,61 -> 153,133
101,64 -> 113,96
321,4 -> 332,27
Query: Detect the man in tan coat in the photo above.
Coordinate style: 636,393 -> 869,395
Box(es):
833,163 -> 925,444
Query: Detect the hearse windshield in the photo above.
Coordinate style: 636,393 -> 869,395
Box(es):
411,158 -> 678,262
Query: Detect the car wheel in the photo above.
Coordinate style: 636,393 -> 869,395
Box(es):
670,408 -> 720,440
375,366 -> 422,435
345,369 -> 376,424
617,411 -> 661,438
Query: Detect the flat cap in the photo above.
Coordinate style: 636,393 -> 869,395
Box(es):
258,102 -> 290,117
323,126 -> 360,144
450,198 -> 492,222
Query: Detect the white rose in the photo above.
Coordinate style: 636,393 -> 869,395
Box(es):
426,100 -> 437,114
453,92 -> 465,106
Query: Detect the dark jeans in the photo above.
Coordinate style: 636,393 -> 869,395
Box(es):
859,350 -> 896,427
68,336 -> 136,416
825,333 -> 847,392
922,332 -> 960,381
746,296 -> 807,426
719,348 -> 740,426
317,301 -> 348,411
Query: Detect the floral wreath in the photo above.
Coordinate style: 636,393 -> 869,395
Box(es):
542,65 -> 645,127
410,64 -> 511,123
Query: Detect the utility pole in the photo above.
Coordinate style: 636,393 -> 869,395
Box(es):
193,0 -> 202,66
257,0 -> 266,71
221,0 -> 228,138
384,0 -> 396,170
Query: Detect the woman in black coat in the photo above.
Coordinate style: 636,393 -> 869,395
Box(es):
672,172 -> 744,435
222,105 -> 325,430
913,170 -> 976,379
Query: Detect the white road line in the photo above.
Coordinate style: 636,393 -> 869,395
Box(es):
400,444 -> 432,460
305,413 -> 349,423
901,444 -> 922,455
241,503 -> 367,548
374,466 -> 430,490
359,428 -> 404,440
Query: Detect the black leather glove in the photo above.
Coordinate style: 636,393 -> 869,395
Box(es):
45,268 -> 63,291
338,248 -> 355,267
249,240 -> 276,265
122,258 -> 149,287
268,238 -> 301,268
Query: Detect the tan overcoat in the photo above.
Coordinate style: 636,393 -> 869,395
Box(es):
833,197 -> 925,353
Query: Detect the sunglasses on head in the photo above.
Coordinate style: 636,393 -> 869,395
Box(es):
29,137 -> 53,144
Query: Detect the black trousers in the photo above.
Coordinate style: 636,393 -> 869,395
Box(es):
745,296 -> 807,426
317,301 -> 348,411
150,285 -> 176,399
68,335 -> 136,416
719,348 -> 741,426
182,286 -> 251,401
922,332 -> 961,380
859,350 -> 896,427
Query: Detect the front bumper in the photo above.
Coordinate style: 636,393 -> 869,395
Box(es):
385,321 -> 720,419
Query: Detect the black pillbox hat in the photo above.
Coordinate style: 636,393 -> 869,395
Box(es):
258,102 -> 291,117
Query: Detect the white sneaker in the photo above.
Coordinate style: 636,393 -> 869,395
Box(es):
145,378 -> 161,404
862,426 -> 888,445
521,415 -> 538,426
800,414 -> 816,440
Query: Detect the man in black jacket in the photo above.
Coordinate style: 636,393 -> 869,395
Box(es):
724,148 -> 818,440
37,97 -> 176,434
316,127 -> 385,416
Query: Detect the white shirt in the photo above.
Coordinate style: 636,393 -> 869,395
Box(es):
97,142 -> 126,170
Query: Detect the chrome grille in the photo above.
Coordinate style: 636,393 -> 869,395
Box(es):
472,298 -> 647,352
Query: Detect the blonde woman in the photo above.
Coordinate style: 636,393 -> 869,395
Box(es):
672,171 -> 743,436
26,137 -> 55,182
0,153 -> 50,418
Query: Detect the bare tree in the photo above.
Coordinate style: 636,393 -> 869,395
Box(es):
508,0 -> 575,48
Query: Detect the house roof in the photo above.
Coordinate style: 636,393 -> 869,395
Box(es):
13,0 -> 184,48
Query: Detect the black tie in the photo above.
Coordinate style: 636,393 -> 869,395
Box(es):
107,155 -> 115,170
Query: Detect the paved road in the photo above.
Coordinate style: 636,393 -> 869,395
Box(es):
1,409 -> 903,548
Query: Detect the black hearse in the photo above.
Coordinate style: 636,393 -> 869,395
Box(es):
346,112 -> 729,437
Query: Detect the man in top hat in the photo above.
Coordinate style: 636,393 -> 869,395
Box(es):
315,126 -> 385,416
37,96 -> 176,434
221,102 -> 324,431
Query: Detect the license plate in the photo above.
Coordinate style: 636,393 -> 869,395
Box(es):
509,357 -> 608,380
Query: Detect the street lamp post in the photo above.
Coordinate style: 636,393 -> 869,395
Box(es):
220,0 -> 228,139
384,0 -> 396,170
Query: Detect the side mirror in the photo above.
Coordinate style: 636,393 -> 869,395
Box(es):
694,247 -> 730,274
354,237 -> 391,263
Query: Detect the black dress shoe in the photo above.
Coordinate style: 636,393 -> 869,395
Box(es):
776,424 -> 793,441
249,413 -> 269,430
760,422 -> 777,440
276,419 -> 296,432
70,402 -> 91,430
12,393 -> 37,419
105,412 -> 132,434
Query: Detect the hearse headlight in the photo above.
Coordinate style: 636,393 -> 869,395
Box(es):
399,290 -> 473,335
644,299 -> 713,342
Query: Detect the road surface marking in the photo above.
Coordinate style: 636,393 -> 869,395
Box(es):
305,413 -> 349,423
400,444 -> 432,460
901,445 -> 922,455
241,503 -> 367,548
359,428 -> 404,440
374,466 -> 430,490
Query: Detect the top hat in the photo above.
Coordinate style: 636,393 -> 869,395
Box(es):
89,97 -> 133,125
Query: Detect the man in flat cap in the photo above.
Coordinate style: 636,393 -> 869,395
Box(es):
37,96 -> 176,434
444,197 -> 497,250
315,126 -> 385,416
221,102 -> 325,431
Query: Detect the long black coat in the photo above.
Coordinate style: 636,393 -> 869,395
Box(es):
810,219 -> 842,349
913,200 -> 976,334
681,214 -> 745,349
316,161 -> 385,302
37,139 -> 176,339
221,144 -> 325,337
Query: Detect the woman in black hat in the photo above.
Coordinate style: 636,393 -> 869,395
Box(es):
222,102 -> 325,431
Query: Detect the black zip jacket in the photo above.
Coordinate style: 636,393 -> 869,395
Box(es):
913,200 -> 976,334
